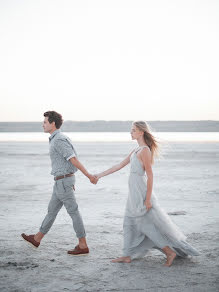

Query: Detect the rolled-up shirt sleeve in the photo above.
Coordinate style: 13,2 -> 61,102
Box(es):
54,138 -> 76,161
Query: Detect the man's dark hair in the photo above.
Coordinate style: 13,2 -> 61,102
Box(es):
44,111 -> 63,129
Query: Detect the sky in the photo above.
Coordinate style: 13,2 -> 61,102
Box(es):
0,0 -> 218,121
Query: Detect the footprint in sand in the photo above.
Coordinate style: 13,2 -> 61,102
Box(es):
1,261 -> 39,270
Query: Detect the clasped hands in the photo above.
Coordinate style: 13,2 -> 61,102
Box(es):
89,174 -> 100,185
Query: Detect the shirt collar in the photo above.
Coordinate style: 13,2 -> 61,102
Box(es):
49,129 -> 61,141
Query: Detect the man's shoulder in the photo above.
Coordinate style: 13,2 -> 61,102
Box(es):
55,131 -> 69,141
53,132 -> 73,145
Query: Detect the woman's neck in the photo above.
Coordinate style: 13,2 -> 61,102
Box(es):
137,137 -> 147,147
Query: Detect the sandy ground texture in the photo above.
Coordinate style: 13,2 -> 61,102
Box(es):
0,141 -> 219,292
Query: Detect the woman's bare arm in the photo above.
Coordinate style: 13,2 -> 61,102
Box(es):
139,147 -> 153,210
97,150 -> 134,179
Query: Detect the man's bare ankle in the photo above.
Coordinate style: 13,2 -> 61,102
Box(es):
78,237 -> 87,247
34,235 -> 40,243
34,232 -> 45,243
79,242 -> 88,248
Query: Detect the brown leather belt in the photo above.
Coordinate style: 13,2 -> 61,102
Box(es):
54,173 -> 74,181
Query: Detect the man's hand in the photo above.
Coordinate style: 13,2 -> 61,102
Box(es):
89,174 -> 98,184
70,157 -> 99,184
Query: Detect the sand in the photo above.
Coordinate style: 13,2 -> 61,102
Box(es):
0,141 -> 218,292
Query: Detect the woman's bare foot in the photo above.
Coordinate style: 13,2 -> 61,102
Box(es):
164,252 -> 176,267
111,256 -> 131,263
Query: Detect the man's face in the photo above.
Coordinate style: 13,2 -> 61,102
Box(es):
43,117 -> 55,133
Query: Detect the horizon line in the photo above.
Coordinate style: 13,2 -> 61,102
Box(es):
0,120 -> 219,123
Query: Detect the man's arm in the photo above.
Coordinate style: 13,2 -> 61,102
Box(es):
69,157 -> 97,184
54,138 -> 97,184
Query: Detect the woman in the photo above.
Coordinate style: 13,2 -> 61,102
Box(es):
96,121 -> 200,266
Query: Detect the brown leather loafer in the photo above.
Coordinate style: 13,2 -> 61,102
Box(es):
67,245 -> 89,256
21,233 -> 40,248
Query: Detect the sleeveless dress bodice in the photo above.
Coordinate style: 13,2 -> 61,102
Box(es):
125,146 -> 158,217
130,149 -> 146,176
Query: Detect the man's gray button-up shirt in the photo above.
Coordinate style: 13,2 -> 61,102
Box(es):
49,129 -> 78,176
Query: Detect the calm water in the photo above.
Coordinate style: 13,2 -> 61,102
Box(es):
0,132 -> 219,142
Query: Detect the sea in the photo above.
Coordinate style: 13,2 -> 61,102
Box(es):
0,132 -> 219,142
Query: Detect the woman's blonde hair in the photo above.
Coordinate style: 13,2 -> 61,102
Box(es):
133,121 -> 160,164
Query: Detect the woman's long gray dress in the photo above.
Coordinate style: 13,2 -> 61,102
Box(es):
123,146 -> 200,259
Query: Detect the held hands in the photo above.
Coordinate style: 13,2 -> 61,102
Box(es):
89,173 -> 103,184
88,173 -> 102,184
94,173 -> 101,180
89,174 -> 99,185
89,174 -> 98,184
144,199 -> 152,211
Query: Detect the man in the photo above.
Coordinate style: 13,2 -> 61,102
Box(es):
21,111 -> 97,255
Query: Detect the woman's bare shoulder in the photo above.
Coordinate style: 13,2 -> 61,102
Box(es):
139,146 -> 151,157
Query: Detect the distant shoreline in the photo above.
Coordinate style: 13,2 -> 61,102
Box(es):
0,121 -> 218,132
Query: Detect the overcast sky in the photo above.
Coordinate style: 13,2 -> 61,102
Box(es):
0,0 -> 218,121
